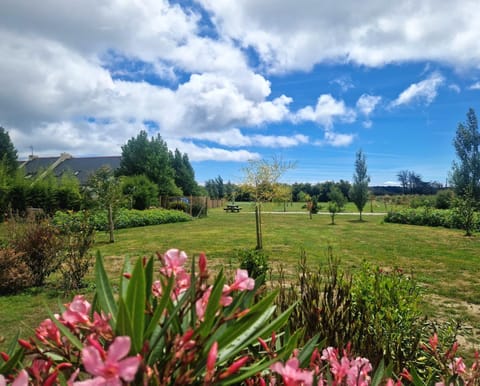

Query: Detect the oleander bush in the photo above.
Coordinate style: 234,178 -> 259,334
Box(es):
54,208 -> 191,231
1,247 -> 479,385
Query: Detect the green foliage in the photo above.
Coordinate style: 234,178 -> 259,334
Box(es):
122,174 -> 159,210
170,148 -> 199,196
351,263 -> 424,373
349,150 -> 370,220
384,207 -> 480,232
435,189 -> 454,210
117,130 -> 179,195
53,208 -> 191,231
0,126 -> 18,177
327,186 -> 346,224
168,200 -> 188,212
236,248 -> 269,283
452,190 -> 477,236
275,248 -> 355,347
450,108 -> 480,203
0,248 -> 30,294
8,216 -> 64,287
57,211 -> 96,291
275,249 -> 424,373
56,172 -> 82,211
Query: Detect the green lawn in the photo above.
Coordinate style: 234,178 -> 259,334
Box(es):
1,206 -> 479,350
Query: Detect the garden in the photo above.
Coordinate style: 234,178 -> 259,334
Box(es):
1,203 -> 480,385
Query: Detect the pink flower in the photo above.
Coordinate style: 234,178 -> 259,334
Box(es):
35,318 -> 61,345
450,357 -> 466,374
152,280 -> 162,297
205,341 -> 218,383
0,370 -> 29,386
77,336 -> 141,386
271,358 -> 313,386
62,295 -> 91,325
346,357 -> 372,386
160,249 -> 188,276
230,269 -> 255,291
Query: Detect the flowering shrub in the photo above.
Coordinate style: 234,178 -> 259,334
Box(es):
0,248 -> 479,386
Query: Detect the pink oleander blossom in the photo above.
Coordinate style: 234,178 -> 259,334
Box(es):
160,248 -> 188,276
230,269 -> 255,291
346,357 -> 372,386
77,336 -> 140,386
0,370 -> 29,386
450,357 -> 466,374
271,358 -> 313,386
62,295 -> 91,325
35,318 -> 61,345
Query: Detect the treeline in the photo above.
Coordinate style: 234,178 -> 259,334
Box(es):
204,176 -> 445,203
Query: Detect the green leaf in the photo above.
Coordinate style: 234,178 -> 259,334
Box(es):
144,256 -> 154,304
115,298 -> 133,340
297,334 -> 319,367
94,251 -> 117,326
144,275 -> 175,338
0,347 -> 24,375
125,258 -> 146,353
199,269 -> 225,338
119,256 -> 132,299
371,358 -> 385,386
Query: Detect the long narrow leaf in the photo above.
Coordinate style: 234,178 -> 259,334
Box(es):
371,359 -> 385,386
94,251 -> 117,326
297,334 -> 319,367
119,256 -> 131,299
0,347 -> 24,375
144,275 -> 175,338
125,258 -> 146,353
115,298 -> 133,341
46,308 -> 83,351
199,270 -> 225,338
144,256 -> 154,304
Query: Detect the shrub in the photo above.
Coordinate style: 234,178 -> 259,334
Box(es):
58,211 -> 96,291
275,250 -> 424,373
8,216 -> 64,287
350,263 -> 424,372
435,189 -> 454,209
236,248 -> 269,284
122,175 -> 159,210
53,208 -> 191,231
0,248 -> 30,294
168,200 -> 188,212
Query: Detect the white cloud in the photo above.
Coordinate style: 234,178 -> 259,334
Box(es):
469,82 -> 480,90
296,94 -> 356,128
315,131 -> 355,147
198,0 -> 480,72
356,94 -> 382,116
390,72 -> 444,107
449,84 -> 461,93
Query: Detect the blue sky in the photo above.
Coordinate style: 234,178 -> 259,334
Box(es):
1,1 -> 480,186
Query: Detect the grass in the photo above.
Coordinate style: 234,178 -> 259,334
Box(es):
1,204 -> 479,350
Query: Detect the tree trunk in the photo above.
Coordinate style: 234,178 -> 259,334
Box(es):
108,204 -> 115,243
255,204 -> 263,250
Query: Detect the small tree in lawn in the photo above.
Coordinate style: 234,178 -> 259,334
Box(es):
87,166 -> 122,243
328,186 -> 346,225
349,149 -> 370,221
242,156 -> 295,249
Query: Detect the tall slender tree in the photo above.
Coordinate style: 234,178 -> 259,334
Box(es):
450,108 -> 480,203
0,126 -> 18,177
349,150 -> 370,221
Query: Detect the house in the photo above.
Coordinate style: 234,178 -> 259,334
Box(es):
19,153 -> 122,184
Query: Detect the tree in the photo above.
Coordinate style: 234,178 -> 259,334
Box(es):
242,156 -> 295,249
169,149 -> 198,196
450,108 -> 480,204
0,127 -> 17,177
397,170 -> 409,194
349,150 -> 370,221
327,186 -> 346,225
117,131 -> 179,196
122,174 -> 159,210
88,166 -> 122,243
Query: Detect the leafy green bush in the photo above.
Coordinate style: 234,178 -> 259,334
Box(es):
384,207 -> 480,231
54,208 -> 191,231
275,250 -> 424,372
236,248 -> 269,284
350,263 -> 424,372
122,174 -> 159,210
435,189 -> 454,209
168,200 -> 188,212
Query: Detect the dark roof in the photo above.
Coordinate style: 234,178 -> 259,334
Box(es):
21,155 -> 122,184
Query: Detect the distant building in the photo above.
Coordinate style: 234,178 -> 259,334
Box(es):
19,153 -> 121,184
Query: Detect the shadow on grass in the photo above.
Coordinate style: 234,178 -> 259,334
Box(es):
347,219 -> 368,223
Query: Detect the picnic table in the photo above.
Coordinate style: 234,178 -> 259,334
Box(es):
224,204 -> 242,213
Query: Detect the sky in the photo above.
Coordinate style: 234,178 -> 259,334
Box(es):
1,1 -> 480,186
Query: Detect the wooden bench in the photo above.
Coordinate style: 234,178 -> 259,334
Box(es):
224,205 -> 242,213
